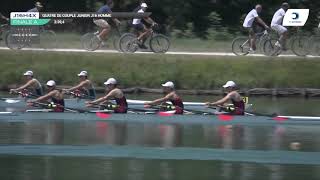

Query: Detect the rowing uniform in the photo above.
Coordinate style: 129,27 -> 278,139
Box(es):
231,99 -> 245,115
170,97 -> 184,114
51,97 -> 65,112
26,79 -> 43,96
114,96 -> 128,113
78,85 -> 96,99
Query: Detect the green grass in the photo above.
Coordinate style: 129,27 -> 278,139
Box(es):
0,50 -> 320,89
19,32 -> 233,52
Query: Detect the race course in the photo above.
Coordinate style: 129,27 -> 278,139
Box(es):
1,47 -> 319,58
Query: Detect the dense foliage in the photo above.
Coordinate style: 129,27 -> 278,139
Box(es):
1,0 -> 320,38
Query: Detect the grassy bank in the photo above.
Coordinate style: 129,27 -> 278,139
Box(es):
0,32 -> 233,52
0,50 -> 320,89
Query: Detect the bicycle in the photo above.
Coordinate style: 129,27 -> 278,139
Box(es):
0,24 -> 10,45
231,30 -> 272,56
81,25 -> 121,51
118,24 -> 170,53
5,26 -> 57,50
263,27 -> 310,57
307,27 -> 320,56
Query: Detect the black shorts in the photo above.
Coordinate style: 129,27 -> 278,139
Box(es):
132,23 -> 144,31
245,27 -> 255,36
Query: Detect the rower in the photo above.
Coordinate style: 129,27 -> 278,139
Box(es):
27,80 -> 65,112
144,81 -> 184,114
63,71 -> 96,99
86,78 -> 128,113
10,70 -> 43,96
205,81 -> 245,115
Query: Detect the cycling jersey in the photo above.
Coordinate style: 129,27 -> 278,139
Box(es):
243,9 -> 259,28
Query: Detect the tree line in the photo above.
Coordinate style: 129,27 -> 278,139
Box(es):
1,0 -> 319,38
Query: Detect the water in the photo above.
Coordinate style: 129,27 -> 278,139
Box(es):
0,93 -> 320,179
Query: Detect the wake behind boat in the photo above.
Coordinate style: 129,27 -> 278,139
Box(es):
1,110 -> 320,126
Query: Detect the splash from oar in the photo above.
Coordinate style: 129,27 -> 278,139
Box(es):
217,114 -> 234,121
96,112 -> 112,119
158,112 -> 175,117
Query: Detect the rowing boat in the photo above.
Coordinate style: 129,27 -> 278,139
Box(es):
1,110 -> 320,126
0,98 -> 252,112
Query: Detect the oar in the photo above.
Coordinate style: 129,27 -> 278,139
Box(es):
28,101 -> 88,113
146,104 -> 219,116
66,91 -> 95,100
0,98 -> 21,104
88,101 -> 156,113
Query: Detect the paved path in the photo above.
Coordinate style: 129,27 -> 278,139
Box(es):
0,47 -> 319,58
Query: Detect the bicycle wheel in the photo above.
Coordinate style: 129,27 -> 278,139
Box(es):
309,35 -> 320,56
149,34 -> 170,53
263,38 -> 281,56
39,30 -> 57,49
81,32 -> 101,51
231,37 -> 250,56
119,33 -> 138,53
112,34 -> 121,51
5,32 -> 24,50
291,35 -> 310,56
258,34 -> 270,53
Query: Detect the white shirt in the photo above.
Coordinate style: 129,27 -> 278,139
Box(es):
271,8 -> 286,26
243,9 -> 259,28
132,9 -> 144,25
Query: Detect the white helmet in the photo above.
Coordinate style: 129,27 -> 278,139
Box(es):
104,78 -> 117,85
46,80 -> 56,87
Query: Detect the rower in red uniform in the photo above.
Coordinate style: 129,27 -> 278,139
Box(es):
63,71 -> 96,99
10,70 -> 43,96
27,80 -> 65,112
205,81 -> 245,115
144,81 -> 184,114
86,78 -> 128,113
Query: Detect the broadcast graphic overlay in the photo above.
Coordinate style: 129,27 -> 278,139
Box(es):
9,12 -> 151,46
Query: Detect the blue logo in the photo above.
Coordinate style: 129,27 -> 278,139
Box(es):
292,12 -> 299,20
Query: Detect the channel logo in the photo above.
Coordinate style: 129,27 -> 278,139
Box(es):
283,9 -> 309,26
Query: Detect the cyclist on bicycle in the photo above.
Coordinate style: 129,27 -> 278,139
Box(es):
0,13 -> 9,21
271,2 -> 290,50
243,4 -> 269,53
0,13 -> 9,40
27,2 -> 44,12
132,2 -> 157,49
94,0 -> 121,44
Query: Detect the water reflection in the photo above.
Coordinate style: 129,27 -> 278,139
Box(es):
1,121 -> 320,152
2,156 -> 319,180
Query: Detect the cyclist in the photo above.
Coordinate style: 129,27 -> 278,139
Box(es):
243,4 -> 270,53
0,13 -> 9,40
271,2 -> 290,50
94,0 -> 121,45
27,2 -> 44,12
132,2 -> 156,49
0,13 -> 9,21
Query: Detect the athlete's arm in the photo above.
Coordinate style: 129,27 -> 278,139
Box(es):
11,79 -> 36,92
207,93 -> 233,106
143,17 -> 156,25
255,17 -> 269,29
145,93 -> 173,106
33,90 -> 56,102
88,89 -> 118,105
66,81 -> 88,92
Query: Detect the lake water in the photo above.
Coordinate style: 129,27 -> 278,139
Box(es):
0,94 -> 320,180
